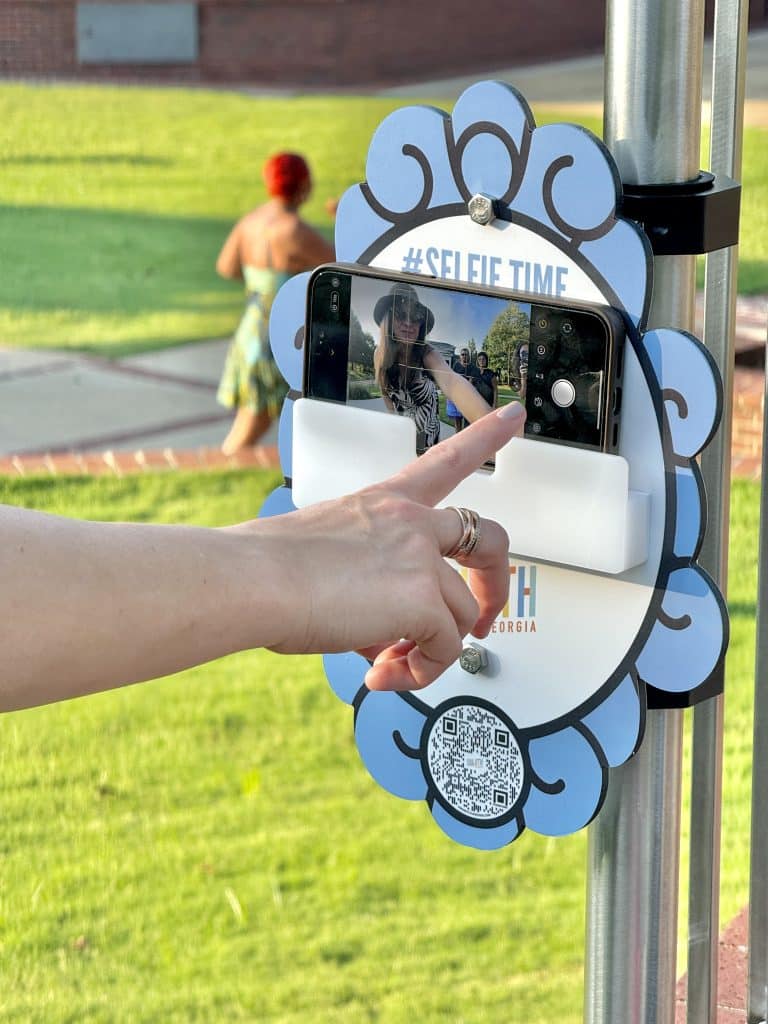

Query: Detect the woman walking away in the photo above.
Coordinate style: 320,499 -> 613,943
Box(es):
216,153 -> 334,454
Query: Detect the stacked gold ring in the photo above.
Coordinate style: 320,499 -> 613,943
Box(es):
444,507 -> 482,560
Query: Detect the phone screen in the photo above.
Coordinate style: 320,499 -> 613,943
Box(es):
307,270 -> 615,454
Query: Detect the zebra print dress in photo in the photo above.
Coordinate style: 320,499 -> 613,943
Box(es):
385,369 -> 441,454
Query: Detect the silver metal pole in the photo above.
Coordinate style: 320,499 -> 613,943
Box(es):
585,1 -> 705,1022
690,0 -> 748,1019
585,711 -> 685,1023
749,337 -> 768,1024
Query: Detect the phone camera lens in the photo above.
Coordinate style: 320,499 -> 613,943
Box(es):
536,343 -> 547,357
562,320 -> 574,334
331,276 -> 340,288
537,317 -> 548,330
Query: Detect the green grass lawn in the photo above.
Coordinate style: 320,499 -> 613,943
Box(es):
0,83 -> 765,355
0,469 -> 758,1022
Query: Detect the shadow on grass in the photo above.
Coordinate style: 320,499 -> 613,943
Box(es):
0,204 -> 332,314
71,333 -> 230,358
0,155 -> 171,167
683,256 -> 768,297
0,204 -> 235,318
734,259 -> 768,296
729,601 -> 757,618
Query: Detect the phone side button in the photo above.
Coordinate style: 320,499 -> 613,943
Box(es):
613,386 -> 622,415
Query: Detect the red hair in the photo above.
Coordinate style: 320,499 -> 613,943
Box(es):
262,152 -> 311,203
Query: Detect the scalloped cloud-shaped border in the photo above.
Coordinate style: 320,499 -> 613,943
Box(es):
262,82 -> 728,849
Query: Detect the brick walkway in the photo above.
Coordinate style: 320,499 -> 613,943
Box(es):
676,908 -> 751,1023
0,443 -> 280,478
732,367 -> 764,479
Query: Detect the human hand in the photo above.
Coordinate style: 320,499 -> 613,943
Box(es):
255,403 -> 525,690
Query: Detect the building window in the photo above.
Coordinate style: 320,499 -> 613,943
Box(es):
77,3 -> 198,64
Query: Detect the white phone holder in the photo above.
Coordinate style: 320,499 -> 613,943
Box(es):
292,398 -> 650,575
261,81 -> 728,850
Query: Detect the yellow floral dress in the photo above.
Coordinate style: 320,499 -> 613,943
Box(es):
217,265 -> 291,416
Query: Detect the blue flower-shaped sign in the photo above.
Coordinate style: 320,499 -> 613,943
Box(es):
262,82 -> 728,850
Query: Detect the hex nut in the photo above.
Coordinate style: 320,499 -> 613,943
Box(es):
468,193 -> 496,225
459,643 -> 489,674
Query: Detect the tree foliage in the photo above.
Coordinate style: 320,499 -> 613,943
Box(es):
482,303 -> 530,379
348,309 -> 375,376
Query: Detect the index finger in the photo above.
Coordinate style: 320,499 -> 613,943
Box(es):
382,403 -> 525,507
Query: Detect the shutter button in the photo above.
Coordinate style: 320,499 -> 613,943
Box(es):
551,378 -> 576,408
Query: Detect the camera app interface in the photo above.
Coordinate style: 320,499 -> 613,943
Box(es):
309,272 -> 611,455
525,305 -> 609,449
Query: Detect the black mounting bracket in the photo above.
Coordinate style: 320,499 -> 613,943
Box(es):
619,171 -> 741,256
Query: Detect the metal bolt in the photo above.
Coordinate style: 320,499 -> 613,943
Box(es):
468,193 -> 496,225
459,643 -> 488,674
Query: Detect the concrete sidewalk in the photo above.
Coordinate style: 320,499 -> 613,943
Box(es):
0,338 -> 240,456
0,337 -> 282,475
379,28 -> 768,121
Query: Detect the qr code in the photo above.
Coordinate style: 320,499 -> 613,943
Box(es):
425,702 -> 524,821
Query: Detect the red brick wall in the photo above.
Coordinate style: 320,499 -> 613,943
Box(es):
0,0 -> 202,81
0,0 -> 601,86
198,0 -> 610,86
1,0 -> 767,87
0,1 -> 75,76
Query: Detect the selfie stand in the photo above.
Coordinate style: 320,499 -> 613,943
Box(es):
260,80 -> 728,852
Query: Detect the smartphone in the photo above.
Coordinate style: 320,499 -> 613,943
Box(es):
304,264 -> 626,457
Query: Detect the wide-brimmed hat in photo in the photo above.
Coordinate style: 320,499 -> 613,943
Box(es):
373,283 -> 435,334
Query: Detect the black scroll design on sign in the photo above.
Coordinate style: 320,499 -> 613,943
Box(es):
447,118 -> 532,208
542,156 -> 616,248
359,143 -> 435,228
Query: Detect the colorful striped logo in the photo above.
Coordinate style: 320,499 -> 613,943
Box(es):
457,559 -> 538,624
505,564 -> 537,619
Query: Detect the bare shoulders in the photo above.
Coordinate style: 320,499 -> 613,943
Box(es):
268,214 -> 334,272
235,205 -> 293,268
237,204 -> 288,239
233,202 -> 333,272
